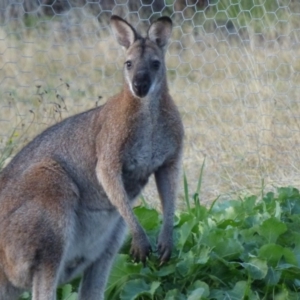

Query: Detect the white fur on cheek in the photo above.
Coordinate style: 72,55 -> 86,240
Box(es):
124,69 -> 161,99
125,70 -> 136,97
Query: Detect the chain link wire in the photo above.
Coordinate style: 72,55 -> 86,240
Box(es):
0,0 -> 299,204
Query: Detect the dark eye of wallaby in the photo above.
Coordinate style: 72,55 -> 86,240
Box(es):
125,61 -> 132,69
152,60 -> 160,70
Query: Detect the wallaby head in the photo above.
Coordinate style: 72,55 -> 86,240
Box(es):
110,15 -> 172,98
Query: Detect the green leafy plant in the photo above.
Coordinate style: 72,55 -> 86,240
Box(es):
19,180 -> 300,299
104,184 -> 300,300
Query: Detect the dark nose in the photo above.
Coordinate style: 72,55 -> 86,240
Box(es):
133,72 -> 151,98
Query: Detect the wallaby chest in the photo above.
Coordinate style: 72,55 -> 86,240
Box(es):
121,109 -> 176,198
126,127 -> 173,168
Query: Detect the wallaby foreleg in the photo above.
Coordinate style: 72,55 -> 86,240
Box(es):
96,166 -> 152,264
155,156 -> 182,263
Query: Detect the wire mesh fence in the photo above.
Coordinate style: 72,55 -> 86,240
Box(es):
0,0 -> 300,204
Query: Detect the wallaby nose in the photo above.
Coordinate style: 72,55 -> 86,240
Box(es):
133,72 -> 151,98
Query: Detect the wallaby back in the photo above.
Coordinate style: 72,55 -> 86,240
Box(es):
0,15 -> 184,300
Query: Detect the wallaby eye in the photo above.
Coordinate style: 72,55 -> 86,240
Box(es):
152,60 -> 160,70
125,60 -> 132,70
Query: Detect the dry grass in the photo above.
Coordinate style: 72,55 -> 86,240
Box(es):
1,5 -> 300,205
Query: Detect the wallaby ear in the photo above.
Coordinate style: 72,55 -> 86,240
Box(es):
110,15 -> 137,49
147,16 -> 172,49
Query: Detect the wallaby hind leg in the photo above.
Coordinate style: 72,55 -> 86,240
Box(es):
0,158 -> 79,300
78,218 -> 127,300
31,262 -> 60,300
0,269 -> 23,300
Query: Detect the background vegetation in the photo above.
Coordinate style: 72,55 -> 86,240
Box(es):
1,0 -> 300,204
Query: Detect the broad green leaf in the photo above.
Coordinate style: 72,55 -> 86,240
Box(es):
61,284 -> 72,299
64,293 -> 77,300
206,217 -> 217,230
229,281 -> 248,299
257,217 -> 287,243
195,244 -> 211,265
210,289 -> 228,300
173,214 -> 181,226
154,264 -> 176,277
176,262 -> 189,278
294,279 -> 300,287
211,200 -> 243,222
263,192 -> 275,204
259,245 -> 299,270
176,252 -> 195,277
242,258 -> 268,280
187,288 -> 208,300
149,281 -> 161,296
278,187 -> 300,214
258,244 -> 285,267
291,200 -> 300,214
201,227 -> 223,247
264,267 -> 281,286
188,280 -> 210,298
238,227 -> 265,247
277,263 -> 300,276
273,285 -> 290,300
244,214 -> 263,228
217,219 -> 242,229
177,218 -> 196,251
190,204 -> 208,222
294,242 -> 300,266
277,187 -> 299,201
176,211 -> 194,227
165,289 -> 186,300
274,201 -> 282,218
134,206 -> 160,230
214,238 -> 243,259
281,248 -> 298,266
285,215 -> 300,234
242,195 -> 257,214
210,281 -> 250,300
19,292 -> 31,299
105,254 -> 142,298
120,279 -> 156,300
262,193 -> 277,216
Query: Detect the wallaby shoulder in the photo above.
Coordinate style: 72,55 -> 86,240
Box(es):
1,106 -> 103,173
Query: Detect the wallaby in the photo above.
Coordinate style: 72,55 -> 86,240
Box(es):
0,15 -> 183,300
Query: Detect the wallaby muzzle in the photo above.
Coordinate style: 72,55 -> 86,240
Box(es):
133,71 -> 151,98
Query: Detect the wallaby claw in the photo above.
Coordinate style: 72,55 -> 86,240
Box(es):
159,250 -> 171,266
130,238 -> 152,265
157,239 -> 172,265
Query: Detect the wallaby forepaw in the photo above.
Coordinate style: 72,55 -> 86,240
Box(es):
157,238 -> 173,265
130,237 -> 152,265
